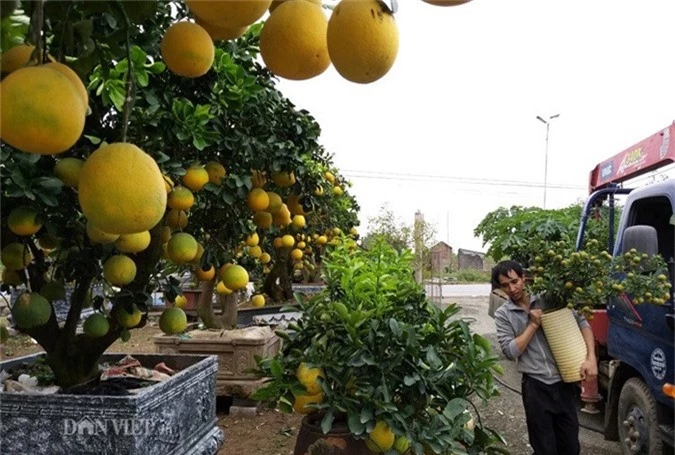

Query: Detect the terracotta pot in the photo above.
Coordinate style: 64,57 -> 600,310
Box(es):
294,412 -> 370,455
540,307 -> 587,383
181,289 -> 202,311
588,309 -> 609,346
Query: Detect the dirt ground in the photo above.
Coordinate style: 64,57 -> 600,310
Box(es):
1,299 -> 621,455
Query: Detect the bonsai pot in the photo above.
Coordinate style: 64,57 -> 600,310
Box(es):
153,325 -> 281,397
294,412 -> 370,455
0,353 -> 224,455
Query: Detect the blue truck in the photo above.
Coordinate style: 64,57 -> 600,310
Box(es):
577,122 -> 675,454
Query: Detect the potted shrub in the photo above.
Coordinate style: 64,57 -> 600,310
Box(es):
525,237 -> 671,382
253,240 -> 506,455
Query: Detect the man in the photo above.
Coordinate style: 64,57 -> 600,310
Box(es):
492,260 -> 597,455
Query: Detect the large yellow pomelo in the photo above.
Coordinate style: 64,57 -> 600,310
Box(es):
182,165 -> 210,191
2,268 -> 23,286
296,362 -> 324,394
259,252 -> 271,264
248,245 -> 262,259
114,304 -> 142,329
86,221 -> 120,245
8,206 -> 43,236
215,281 -> 233,295
167,232 -> 199,264
166,209 -> 189,230
43,62 -> 89,108
195,17 -> 248,41
220,264 -> 249,291
78,143 -> 167,235
251,294 -> 265,307
11,293 -> 52,329
292,391 -> 324,414
159,307 -> 188,335
1,243 -> 32,270
205,161 -> 226,184
271,171 -> 296,188
292,215 -> 306,229
247,188 -> 270,212
327,0 -> 399,84
269,0 -> 322,14
103,255 -> 137,286
167,186 -> 195,211
0,45 -> 42,73
0,66 -> 86,154
160,21 -> 215,78
290,248 -> 303,261
187,0 -> 272,28
265,192 -> 283,213
253,211 -> 273,229
195,265 -> 216,281
281,235 -> 295,248
287,193 -> 306,215
114,231 -> 151,253
54,157 -> 85,187
369,420 -> 395,452
245,232 -> 259,247
261,1 -> 330,80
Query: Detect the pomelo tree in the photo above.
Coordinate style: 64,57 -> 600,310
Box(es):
0,1 -> 359,386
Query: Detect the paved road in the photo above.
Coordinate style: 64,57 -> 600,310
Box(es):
424,282 -> 491,297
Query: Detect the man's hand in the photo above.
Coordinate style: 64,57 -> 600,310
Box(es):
579,359 -> 598,381
529,308 -> 542,327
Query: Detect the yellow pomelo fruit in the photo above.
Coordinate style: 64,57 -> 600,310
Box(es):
292,391 -> 324,414
1,66 -> 85,154
265,192 -> 283,213
119,328 -> 131,342
259,252 -> 271,264
8,206 -> 43,236
271,171 -> 296,188
78,143 -> 167,235
327,0 -> 399,84
11,293 -> 52,329
251,170 -> 266,188
253,211 -> 273,229
220,264 -> 249,291
296,362 -> 324,395
54,157 -> 85,188
195,265 -> 215,281
166,209 -> 189,230
422,0 -> 472,5
273,237 -> 284,249
83,313 -> 110,338
269,0 -> 322,13
81,227 -> 111,249
182,165 -> 210,191
195,17 -> 248,41
190,243 -> 205,265
297,241 -> 306,249
159,307 -> 188,335
245,232 -> 259,247
393,436 -> 410,453
293,262 -> 304,270
167,232 -> 199,264
187,0 -> 272,28
114,230 -> 151,253
251,294 -> 265,308
247,188 -> 270,212
290,248 -> 303,261
160,21 -> 214,78
350,227 -> 358,236
114,304 -> 142,329
317,235 -> 328,245
314,185 -> 324,196
365,438 -> 383,453
287,193 -> 306,215
103,255 -> 137,286
261,0 -> 330,80
174,294 -> 188,309
160,226 -> 172,243
273,207 -> 292,228
248,245 -> 262,259
215,281 -> 233,295
324,171 -> 335,183
333,186 -> 343,196
205,161 -> 226,184
0,45 -> 40,73
292,215 -> 306,230
1,243 -> 32,270
167,186 -> 195,211
43,62 -> 88,108
369,420 -> 395,452
2,268 -> 23,286
281,235 -> 295,248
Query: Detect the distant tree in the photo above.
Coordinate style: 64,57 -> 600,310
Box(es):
361,203 -> 411,252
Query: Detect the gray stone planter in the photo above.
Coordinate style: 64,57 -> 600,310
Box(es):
0,353 -> 224,455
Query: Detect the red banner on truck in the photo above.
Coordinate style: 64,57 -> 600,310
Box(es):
589,122 -> 675,193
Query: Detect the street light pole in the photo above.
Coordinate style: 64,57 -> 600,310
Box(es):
536,113 -> 560,209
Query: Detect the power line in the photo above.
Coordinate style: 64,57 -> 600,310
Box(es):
341,169 -> 586,191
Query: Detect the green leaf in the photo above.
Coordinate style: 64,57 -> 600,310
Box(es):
321,409 -> 335,435
348,412 -> 366,435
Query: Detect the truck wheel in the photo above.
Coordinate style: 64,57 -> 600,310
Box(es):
617,377 -> 663,455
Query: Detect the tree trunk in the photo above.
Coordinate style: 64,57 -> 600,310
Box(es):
218,292 -> 238,329
263,247 -> 293,303
195,280 -> 222,329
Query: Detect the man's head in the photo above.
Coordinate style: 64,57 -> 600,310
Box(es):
491,260 -> 526,303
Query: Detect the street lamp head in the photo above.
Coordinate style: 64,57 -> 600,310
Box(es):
550,113 -> 561,120
536,115 -> 546,124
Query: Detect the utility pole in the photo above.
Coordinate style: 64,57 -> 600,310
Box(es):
536,113 -> 560,209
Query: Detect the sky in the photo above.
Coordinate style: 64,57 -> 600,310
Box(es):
276,0 -> 675,253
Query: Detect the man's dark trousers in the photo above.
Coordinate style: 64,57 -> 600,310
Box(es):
521,374 -> 580,455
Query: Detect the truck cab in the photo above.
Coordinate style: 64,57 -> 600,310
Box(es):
578,123 -> 675,454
